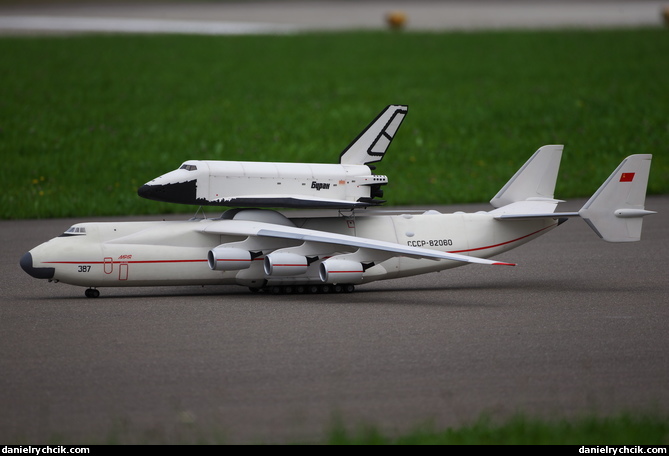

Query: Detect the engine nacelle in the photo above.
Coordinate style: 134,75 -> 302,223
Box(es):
264,252 -> 309,276
208,247 -> 253,271
319,259 -> 364,284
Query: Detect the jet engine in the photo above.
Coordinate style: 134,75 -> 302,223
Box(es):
264,252 -> 309,276
208,247 -> 254,271
319,259 -> 364,284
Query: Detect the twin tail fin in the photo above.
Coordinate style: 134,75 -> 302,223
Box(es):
491,146 -> 654,242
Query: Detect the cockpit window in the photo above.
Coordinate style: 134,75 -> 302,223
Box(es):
61,226 -> 86,236
180,164 -> 197,171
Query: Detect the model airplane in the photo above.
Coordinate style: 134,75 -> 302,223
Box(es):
20,142 -> 654,297
137,105 -> 408,208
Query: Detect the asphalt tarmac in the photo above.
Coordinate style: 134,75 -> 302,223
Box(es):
2,195 -> 668,444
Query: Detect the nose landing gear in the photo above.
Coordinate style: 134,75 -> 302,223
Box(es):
85,288 -> 100,298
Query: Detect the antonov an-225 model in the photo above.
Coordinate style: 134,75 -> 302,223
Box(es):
20,105 -> 655,297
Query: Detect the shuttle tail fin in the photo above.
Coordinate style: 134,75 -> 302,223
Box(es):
579,154 -> 655,242
339,105 -> 408,165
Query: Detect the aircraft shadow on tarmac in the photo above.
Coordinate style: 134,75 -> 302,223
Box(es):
24,274 -> 649,304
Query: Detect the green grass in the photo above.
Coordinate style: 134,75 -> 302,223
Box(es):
321,413 -> 669,445
24,412 -> 668,444
1,28 -> 668,219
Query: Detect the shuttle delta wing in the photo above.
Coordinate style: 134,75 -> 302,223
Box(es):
207,194 -> 381,209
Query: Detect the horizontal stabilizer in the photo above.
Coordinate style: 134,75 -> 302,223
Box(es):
490,199 -> 564,219
494,211 -> 580,221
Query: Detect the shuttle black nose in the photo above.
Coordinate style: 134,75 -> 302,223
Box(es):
137,180 -> 198,205
137,184 -> 155,199
20,252 -> 55,279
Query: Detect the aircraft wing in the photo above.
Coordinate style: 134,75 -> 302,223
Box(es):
199,219 -> 515,266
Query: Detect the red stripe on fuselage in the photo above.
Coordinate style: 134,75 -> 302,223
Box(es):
43,259 -> 208,265
448,223 -> 556,254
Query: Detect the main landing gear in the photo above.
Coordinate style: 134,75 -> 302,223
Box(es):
85,288 -> 100,298
249,284 -> 355,295
83,284 -> 356,297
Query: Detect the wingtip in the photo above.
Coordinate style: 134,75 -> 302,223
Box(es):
493,262 -> 516,266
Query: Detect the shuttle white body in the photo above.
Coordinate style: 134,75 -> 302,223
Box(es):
138,105 -> 408,208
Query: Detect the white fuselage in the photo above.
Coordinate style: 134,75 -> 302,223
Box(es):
23,210 -> 557,290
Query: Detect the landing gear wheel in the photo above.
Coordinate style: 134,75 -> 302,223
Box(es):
85,288 -> 100,298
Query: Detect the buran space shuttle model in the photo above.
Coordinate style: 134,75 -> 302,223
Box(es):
138,105 -> 408,209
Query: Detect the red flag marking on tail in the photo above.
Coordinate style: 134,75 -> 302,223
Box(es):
620,173 -> 635,182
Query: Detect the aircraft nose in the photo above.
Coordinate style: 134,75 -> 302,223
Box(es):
20,252 -> 55,279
